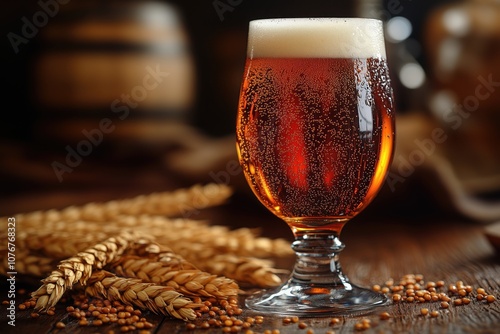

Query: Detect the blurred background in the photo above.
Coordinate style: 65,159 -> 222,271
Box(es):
0,0 -> 499,224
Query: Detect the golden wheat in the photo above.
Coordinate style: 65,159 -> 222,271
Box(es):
86,270 -> 201,321
111,255 -> 239,300
12,183 -> 232,225
31,232 -> 138,311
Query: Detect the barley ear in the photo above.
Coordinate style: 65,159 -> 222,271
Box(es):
31,232 -> 138,311
198,254 -> 286,288
86,270 -> 202,321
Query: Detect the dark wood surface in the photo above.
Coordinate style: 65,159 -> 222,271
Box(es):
1,191 -> 499,334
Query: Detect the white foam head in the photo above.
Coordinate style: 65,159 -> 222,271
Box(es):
247,18 -> 386,59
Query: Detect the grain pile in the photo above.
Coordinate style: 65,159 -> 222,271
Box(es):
0,183 -> 293,325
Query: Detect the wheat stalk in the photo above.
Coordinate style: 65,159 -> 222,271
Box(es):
127,215 -> 292,258
1,182 -> 291,289
122,239 -> 197,270
4,213 -> 291,261
31,232 -> 138,311
2,213 -> 291,261
14,231 -> 111,260
206,254 -> 286,288
86,270 -> 201,321
112,215 -> 293,262
163,270 -> 238,300
5,228 -> 288,288
111,254 -> 239,300
2,215 -> 292,288
113,240 -> 239,299
12,183 -> 232,225
3,225 -> 289,288
121,231 -> 287,288
171,245 -> 286,287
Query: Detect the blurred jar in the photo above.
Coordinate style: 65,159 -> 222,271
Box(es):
33,0 -> 195,151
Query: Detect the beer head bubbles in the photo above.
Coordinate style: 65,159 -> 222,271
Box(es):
247,18 -> 386,60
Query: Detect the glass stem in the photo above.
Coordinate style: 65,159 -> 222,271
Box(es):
290,230 -> 351,289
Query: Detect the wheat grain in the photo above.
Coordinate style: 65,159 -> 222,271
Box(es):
113,240 -> 239,299
31,232 -> 139,311
122,238 -> 196,269
119,237 -> 282,289
123,243 -> 197,271
180,252 -> 285,288
86,270 -> 201,321
111,255 -> 239,300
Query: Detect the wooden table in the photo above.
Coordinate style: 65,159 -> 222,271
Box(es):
1,192 -> 499,334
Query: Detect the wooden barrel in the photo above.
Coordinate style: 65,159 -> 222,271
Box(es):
33,0 -> 195,147
423,0 -> 500,195
424,0 -> 500,112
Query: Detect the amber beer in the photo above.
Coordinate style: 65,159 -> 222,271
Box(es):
236,19 -> 395,229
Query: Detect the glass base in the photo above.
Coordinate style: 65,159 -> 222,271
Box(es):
245,281 -> 388,316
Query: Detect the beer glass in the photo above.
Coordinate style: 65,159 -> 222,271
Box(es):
236,18 -> 395,314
